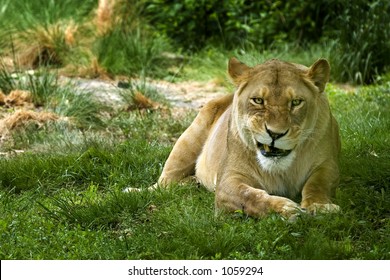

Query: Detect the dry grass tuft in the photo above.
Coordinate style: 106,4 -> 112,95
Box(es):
61,57 -> 112,80
0,109 -> 60,142
128,91 -> 162,111
2,110 -> 59,129
15,21 -> 78,68
0,90 -> 33,108
1,20 -> 79,71
0,109 -> 59,142
0,92 -> 5,106
64,23 -> 78,46
95,0 -> 116,35
0,89 -> 60,140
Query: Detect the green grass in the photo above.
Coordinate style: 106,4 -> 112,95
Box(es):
1,73 -> 390,259
176,42 -> 338,87
0,0 -> 95,28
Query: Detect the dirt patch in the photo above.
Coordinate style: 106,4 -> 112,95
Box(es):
151,79 -> 229,109
67,77 -> 229,110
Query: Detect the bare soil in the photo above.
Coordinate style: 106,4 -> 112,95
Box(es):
67,77 -> 229,110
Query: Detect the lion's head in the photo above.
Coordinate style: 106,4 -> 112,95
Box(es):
228,58 -> 331,172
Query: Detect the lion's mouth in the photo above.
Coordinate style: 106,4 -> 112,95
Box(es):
257,142 -> 292,158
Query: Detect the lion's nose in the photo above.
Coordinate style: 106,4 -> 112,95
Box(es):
265,124 -> 288,141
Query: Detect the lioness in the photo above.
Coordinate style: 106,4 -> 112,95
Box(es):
157,58 -> 340,218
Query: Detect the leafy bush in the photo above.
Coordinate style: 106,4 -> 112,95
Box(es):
328,0 -> 390,84
140,0 -> 327,49
140,0 -> 390,83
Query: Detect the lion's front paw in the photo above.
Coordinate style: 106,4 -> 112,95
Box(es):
123,187 -> 141,193
123,183 -> 158,193
269,196 -> 302,218
305,203 -> 340,214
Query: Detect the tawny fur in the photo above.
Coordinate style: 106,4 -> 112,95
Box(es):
152,58 -> 341,218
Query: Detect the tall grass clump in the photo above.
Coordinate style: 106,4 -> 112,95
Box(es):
0,63 -> 17,93
95,26 -> 173,78
0,0 -> 96,29
0,67 -> 58,104
21,71 -> 60,106
51,88 -> 107,129
0,0 -> 97,69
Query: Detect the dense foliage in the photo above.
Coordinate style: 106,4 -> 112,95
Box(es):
329,0 -> 390,83
140,0 -> 330,49
139,0 -> 390,84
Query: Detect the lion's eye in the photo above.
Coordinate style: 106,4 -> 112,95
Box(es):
251,98 -> 264,105
292,99 -> 303,107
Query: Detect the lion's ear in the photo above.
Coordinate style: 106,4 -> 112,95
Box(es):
228,57 -> 251,85
307,59 -> 330,93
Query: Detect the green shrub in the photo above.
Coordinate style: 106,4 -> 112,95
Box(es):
140,0 -> 327,49
140,0 -> 390,83
328,0 -> 390,84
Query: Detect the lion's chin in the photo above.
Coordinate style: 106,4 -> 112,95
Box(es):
256,150 -> 295,173
256,142 -> 292,158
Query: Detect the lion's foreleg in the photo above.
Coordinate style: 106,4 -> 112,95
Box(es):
215,179 -> 301,218
158,95 -> 233,187
300,163 -> 340,214
157,113 -> 212,186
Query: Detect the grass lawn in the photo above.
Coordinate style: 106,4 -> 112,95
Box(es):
0,0 -> 389,260
0,68 -> 389,260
